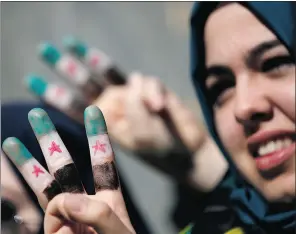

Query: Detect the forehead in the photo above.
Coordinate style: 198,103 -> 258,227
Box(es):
204,3 -> 277,66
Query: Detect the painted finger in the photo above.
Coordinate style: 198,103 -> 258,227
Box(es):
63,36 -> 126,85
28,108 -> 85,194
25,75 -> 88,123
38,42 -> 103,102
84,106 -> 120,192
2,137 -> 62,208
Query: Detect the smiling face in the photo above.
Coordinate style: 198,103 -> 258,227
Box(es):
204,3 -> 295,202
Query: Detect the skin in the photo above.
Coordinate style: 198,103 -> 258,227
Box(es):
1,154 -> 42,234
204,3 -> 295,202
84,106 -> 120,191
27,39 -> 228,191
3,107 -> 135,234
2,138 -> 62,208
28,108 -> 85,194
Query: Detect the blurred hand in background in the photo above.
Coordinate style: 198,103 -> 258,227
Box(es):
25,38 -> 228,192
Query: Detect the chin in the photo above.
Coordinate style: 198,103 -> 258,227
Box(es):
261,173 -> 295,203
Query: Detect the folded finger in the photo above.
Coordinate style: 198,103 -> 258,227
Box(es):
165,92 -> 206,151
45,193 -> 133,234
63,36 -> 126,85
25,75 -> 88,123
125,73 -> 152,146
38,42 -> 103,102
84,105 -> 120,192
2,137 -> 62,208
28,108 -> 85,194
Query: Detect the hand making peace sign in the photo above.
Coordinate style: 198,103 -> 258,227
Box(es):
2,106 -> 135,234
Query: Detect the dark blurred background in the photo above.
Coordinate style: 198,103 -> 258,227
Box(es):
1,2 -> 203,233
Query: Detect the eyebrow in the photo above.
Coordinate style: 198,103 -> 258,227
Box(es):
246,39 -> 282,67
205,39 -> 282,84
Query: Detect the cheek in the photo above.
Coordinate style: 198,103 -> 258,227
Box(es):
270,78 -> 295,122
214,106 -> 245,155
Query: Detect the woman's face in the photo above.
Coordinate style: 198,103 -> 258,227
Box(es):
204,3 -> 295,202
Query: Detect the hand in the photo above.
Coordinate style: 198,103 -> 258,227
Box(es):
2,106 -> 135,234
25,37 -> 228,191
25,37 -> 203,152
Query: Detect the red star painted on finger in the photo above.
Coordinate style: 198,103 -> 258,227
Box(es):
90,55 -> 100,67
92,140 -> 106,156
32,165 -> 45,178
48,141 -> 62,156
66,60 -> 77,76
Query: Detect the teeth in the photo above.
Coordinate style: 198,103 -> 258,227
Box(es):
257,138 -> 293,156
284,138 -> 292,147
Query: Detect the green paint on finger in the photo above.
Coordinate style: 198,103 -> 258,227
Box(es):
28,108 -> 55,137
38,42 -> 61,66
63,36 -> 88,58
84,105 -> 107,136
2,137 -> 33,166
25,75 -> 48,96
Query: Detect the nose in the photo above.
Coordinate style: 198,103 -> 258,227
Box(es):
234,80 -> 273,127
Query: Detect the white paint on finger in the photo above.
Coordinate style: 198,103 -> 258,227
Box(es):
56,55 -> 89,86
85,48 -> 113,75
38,131 -> 73,173
44,84 -> 74,111
19,158 -> 54,193
87,134 -> 114,165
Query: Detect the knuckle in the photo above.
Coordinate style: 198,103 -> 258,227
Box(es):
134,133 -> 151,148
94,201 -> 113,220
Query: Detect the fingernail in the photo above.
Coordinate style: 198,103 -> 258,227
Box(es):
129,72 -> 142,83
64,194 -> 87,213
2,137 -> 33,166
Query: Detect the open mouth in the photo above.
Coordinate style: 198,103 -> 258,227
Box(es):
248,130 -> 296,171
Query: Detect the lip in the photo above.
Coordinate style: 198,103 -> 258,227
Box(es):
255,143 -> 295,171
247,129 -> 295,146
247,129 -> 296,171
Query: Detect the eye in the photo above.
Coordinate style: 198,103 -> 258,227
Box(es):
261,55 -> 294,76
208,79 -> 235,107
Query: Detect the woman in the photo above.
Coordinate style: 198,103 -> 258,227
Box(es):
2,2 -> 295,234
189,2 -> 295,233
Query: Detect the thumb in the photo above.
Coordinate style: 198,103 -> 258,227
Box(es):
45,193 -> 134,234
